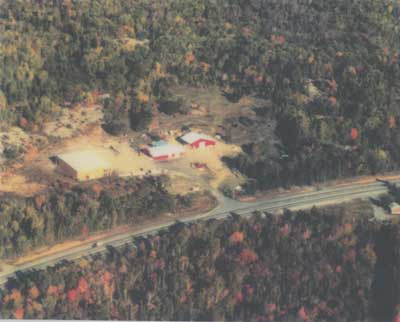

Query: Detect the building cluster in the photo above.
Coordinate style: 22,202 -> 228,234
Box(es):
144,132 -> 216,161
53,131 -> 217,181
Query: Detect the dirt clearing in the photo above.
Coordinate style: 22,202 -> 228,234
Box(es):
53,129 -> 162,177
159,137 -> 245,191
0,173 -> 46,196
43,105 -> 103,139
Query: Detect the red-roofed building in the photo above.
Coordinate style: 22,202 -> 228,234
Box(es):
180,132 -> 216,149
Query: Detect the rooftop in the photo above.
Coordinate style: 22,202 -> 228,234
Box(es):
55,150 -> 112,171
180,132 -> 215,144
152,140 -> 168,147
147,144 -> 185,158
390,202 -> 400,208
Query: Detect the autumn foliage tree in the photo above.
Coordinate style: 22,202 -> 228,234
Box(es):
350,128 -> 359,141
0,176 -> 203,259
0,201 -> 385,321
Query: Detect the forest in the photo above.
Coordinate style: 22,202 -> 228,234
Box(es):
0,175 -> 208,259
3,201 -> 400,321
1,0 -> 400,190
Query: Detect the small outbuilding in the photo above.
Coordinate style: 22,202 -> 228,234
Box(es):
145,144 -> 185,161
53,150 -> 113,181
179,132 -> 216,149
390,202 -> 400,215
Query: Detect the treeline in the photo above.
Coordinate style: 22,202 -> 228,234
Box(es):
0,176 -> 201,259
1,201 -> 391,321
223,133 -> 400,193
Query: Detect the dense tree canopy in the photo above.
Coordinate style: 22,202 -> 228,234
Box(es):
0,202 -> 390,321
2,2 -> 400,320
1,0 -> 400,188
0,176 -> 208,259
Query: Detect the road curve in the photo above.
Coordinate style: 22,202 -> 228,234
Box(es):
0,179 -> 397,285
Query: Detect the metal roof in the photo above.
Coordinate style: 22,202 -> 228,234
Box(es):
56,150 -> 112,172
180,132 -> 215,144
147,144 -> 185,157
152,140 -> 168,147
390,202 -> 400,208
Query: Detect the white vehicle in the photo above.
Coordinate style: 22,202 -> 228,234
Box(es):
92,242 -> 103,248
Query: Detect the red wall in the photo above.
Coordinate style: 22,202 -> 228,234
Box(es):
153,155 -> 169,161
191,139 -> 216,149
153,152 -> 184,161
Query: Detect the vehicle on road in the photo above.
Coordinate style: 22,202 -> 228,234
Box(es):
92,242 -> 103,248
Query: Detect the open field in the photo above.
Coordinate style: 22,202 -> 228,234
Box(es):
2,127 -> 243,197
160,138 -> 244,189
52,130 -> 162,177
0,87 -> 249,197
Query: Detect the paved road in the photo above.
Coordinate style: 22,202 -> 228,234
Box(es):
0,179 -> 397,285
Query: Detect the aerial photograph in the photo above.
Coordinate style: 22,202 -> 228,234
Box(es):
1,0 -> 400,321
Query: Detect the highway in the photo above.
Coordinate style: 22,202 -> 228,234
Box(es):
0,179 -> 397,285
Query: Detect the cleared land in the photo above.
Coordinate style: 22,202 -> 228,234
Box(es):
0,87 -> 252,197
160,137 -> 244,190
